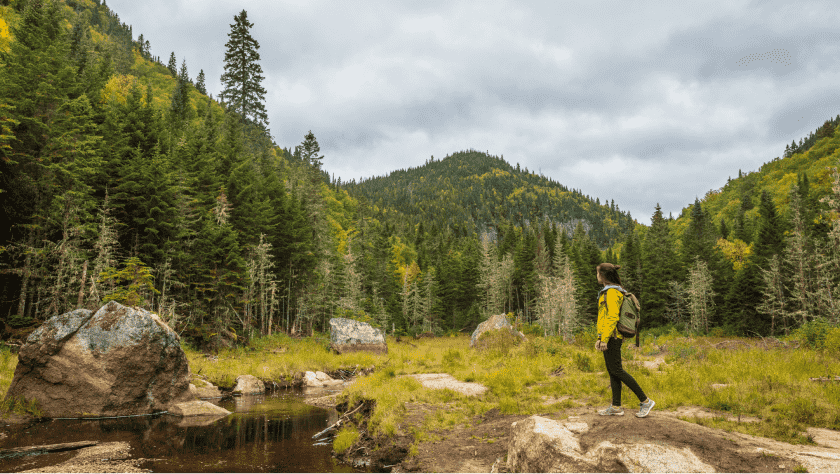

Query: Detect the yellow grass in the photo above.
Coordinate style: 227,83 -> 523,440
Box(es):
1,328 -> 838,445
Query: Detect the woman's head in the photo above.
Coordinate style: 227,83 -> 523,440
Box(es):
596,262 -> 622,286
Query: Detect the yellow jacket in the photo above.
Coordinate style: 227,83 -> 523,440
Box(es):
596,287 -> 624,342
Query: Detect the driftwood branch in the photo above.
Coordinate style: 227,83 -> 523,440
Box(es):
0,440 -> 98,456
311,401 -> 367,439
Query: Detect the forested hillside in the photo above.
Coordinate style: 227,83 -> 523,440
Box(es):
615,117 -> 840,337
342,150 -> 635,249
1,0 -> 839,348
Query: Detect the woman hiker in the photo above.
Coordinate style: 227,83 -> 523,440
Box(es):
594,262 -> 655,418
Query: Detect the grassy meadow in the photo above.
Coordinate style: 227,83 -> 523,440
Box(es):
2,325 -> 839,448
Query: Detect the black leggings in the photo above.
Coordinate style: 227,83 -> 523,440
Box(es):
603,337 -> 647,406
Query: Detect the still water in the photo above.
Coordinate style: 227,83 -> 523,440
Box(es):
0,389 -> 363,472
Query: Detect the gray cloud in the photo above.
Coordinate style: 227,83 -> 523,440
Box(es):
110,0 -> 840,225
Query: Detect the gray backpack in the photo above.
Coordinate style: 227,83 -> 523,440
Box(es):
603,286 -> 641,347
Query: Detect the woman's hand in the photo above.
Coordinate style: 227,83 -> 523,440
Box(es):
595,340 -> 608,352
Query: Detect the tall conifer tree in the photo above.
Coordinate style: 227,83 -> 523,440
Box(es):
220,10 -> 269,131
641,204 -> 679,327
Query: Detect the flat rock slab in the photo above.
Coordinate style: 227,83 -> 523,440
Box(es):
507,415 -> 715,473
168,400 -> 231,417
408,373 -> 487,397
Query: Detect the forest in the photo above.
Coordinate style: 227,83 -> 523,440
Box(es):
2,0 -> 840,350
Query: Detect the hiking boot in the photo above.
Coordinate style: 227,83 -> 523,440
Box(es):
636,398 -> 655,418
598,405 -> 624,416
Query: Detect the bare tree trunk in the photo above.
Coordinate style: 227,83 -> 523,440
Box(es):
17,229 -> 35,317
77,260 -> 88,309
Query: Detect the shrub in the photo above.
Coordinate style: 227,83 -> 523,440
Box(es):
793,319 -> 832,349
333,426 -> 360,454
574,353 -> 593,372
823,327 -> 840,357
518,322 -> 544,337
574,324 -> 598,349
475,329 -> 521,355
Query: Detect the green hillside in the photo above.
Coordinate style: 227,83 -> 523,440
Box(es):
614,116 -> 840,336
342,149 -> 635,249
1,0 -> 839,345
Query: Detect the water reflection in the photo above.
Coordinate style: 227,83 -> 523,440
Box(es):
0,390 -> 360,473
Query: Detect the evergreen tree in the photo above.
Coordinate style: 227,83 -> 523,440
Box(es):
220,10 -> 269,130
641,204 -> 679,327
619,229 -> 642,295
725,191 -> 784,336
169,59 -> 192,126
167,52 -> 177,76
196,69 -> 207,95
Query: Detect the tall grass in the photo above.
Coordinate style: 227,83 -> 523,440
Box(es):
1,327 -> 838,445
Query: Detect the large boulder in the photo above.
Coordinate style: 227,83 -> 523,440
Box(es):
507,416 -> 714,473
4,301 -> 193,417
329,318 -> 387,354
470,314 -> 526,348
233,374 -> 265,394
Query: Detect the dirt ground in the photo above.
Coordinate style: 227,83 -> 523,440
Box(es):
327,389 -> 840,474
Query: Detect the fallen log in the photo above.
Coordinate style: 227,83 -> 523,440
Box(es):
311,401 -> 367,439
809,376 -> 840,383
0,440 -> 98,456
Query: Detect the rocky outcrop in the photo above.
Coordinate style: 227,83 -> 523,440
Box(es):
303,371 -> 344,387
4,301 -> 193,418
507,416 -> 714,473
329,318 -> 387,354
167,400 -> 231,417
470,314 -> 526,348
233,374 -> 265,394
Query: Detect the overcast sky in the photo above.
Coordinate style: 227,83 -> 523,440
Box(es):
110,0 -> 840,224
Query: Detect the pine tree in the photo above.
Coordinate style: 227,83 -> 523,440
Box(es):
641,204 -> 679,327
169,59 -> 192,126
220,10 -> 269,130
167,52 -> 177,76
196,69 -> 207,95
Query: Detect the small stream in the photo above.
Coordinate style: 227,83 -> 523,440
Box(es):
0,388 -> 364,473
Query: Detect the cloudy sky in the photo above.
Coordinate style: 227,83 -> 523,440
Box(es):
110,0 -> 840,224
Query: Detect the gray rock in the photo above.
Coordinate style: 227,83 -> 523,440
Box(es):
329,318 -> 387,354
470,314 -> 526,348
4,301 -> 193,417
233,374 -> 265,394
168,400 -> 231,417
189,381 -> 222,399
303,371 -> 343,387
507,416 -> 714,473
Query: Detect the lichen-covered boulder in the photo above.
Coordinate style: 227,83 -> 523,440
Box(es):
329,318 -> 387,354
233,374 -> 265,394
469,314 -> 526,348
4,301 -> 193,417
